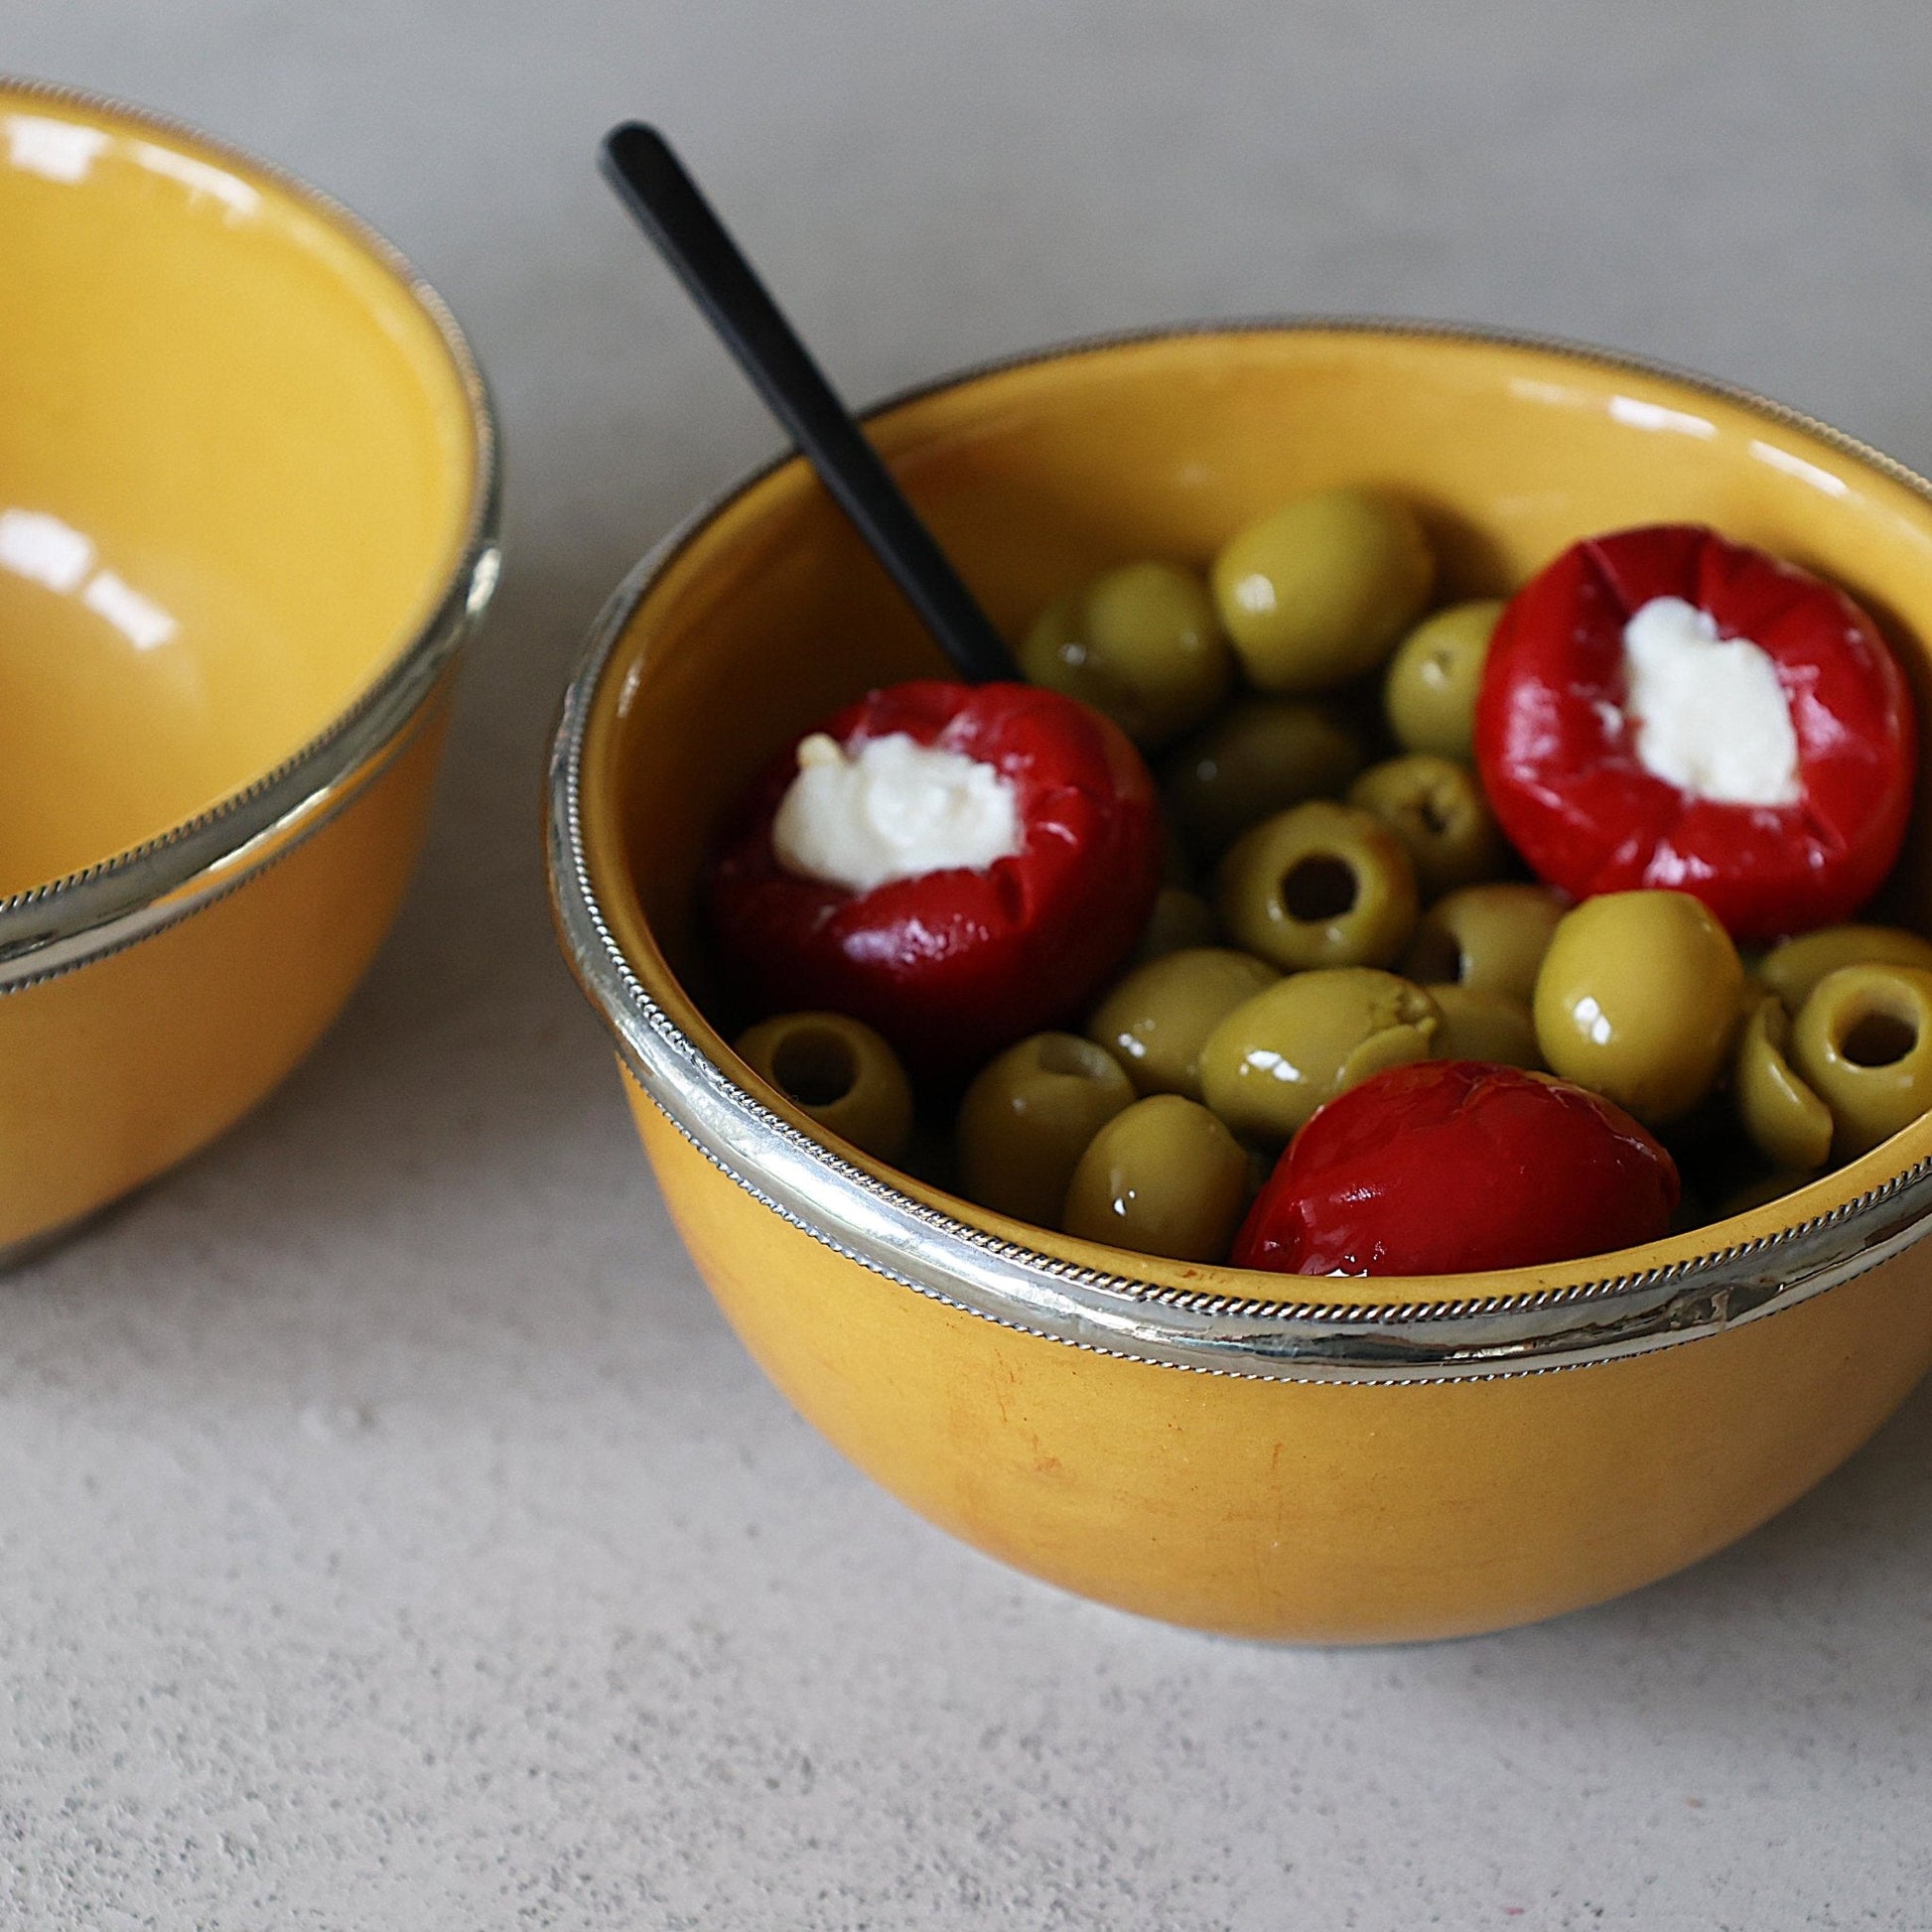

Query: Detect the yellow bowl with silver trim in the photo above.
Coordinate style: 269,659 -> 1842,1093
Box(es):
549,323 -> 1932,1642
0,79 -> 497,1257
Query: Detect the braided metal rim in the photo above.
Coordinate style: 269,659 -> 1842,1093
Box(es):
0,74 -> 501,993
547,316 -> 1932,1383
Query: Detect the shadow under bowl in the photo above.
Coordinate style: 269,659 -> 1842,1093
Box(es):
550,321 -> 1932,1643
0,78 -> 498,1255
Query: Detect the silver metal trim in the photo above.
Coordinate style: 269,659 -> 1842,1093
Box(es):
547,317 -> 1932,1383
0,76 -> 501,993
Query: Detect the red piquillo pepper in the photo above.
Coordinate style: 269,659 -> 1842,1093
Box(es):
1233,1059 -> 1679,1277
707,680 -> 1160,1069
1474,524 -> 1916,942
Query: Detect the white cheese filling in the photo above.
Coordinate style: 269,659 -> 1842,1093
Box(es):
1620,596 -> 1800,806
770,731 -> 1024,894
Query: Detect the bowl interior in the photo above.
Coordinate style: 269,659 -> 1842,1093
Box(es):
0,85 -> 483,896
580,325 -> 1932,1295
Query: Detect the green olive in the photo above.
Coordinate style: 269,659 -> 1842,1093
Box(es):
1345,754 -> 1505,899
1757,924 -> 1932,1013
1087,946 -> 1279,1100
1733,994 -> 1833,1172
1214,800 -> 1420,972
1019,560 -> 1232,748
954,1032 -> 1135,1227
735,1012 -> 914,1164
1198,968 -> 1440,1142
1424,984 -> 1542,1069
1402,882 -> 1569,1003
1789,964 -> 1932,1162
1382,600 -> 1504,759
1161,697 -> 1367,858
1060,1095 -> 1251,1263
1211,487 -> 1435,694
1132,887 -> 1223,963
1533,891 -> 1744,1125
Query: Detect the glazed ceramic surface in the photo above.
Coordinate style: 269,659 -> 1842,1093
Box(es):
551,325 -> 1932,1641
0,80 -> 497,1252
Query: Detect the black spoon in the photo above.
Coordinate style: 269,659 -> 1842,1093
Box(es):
601,122 -> 1018,685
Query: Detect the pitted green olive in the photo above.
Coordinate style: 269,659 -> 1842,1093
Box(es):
1346,754 -> 1506,899
1133,887 -> 1222,963
956,1032 -> 1135,1227
735,1012 -> 915,1164
1060,1095 -> 1251,1263
1403,882 -> 1569,1003
1210,487 -> 1435,694
1532,891 -> 1744,1125
1087,946 -> 1279,1099
1733,994 -> 1833,1172
1197,968 -> 1440,1142
1161,697 -> 1366,858
1789,963 -> 1932,1162
1424,984 -> 1542,1069
1382,600 -> 1503,759
1214,800 -> 1420,972
1019,560 -> 1232,748
1758,924 -> 1932,1013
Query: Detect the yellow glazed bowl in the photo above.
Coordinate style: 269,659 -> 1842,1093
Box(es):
0,79 -> 497,1256
549,323 -> 1932,1643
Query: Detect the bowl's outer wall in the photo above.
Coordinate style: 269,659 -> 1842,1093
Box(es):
632,1079 -> 1932,1642
0,692 -> 450,1252
580,328 -> 1932,1637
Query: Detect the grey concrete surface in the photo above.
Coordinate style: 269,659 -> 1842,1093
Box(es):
5,2 -> 1932,1925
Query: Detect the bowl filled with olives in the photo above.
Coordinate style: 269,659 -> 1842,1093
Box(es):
549,322 -> 1932,1642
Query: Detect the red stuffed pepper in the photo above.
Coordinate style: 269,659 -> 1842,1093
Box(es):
708,680 -> 1160,1069
1475,524 -> 1915,942
1234,1059 -> 1679,1277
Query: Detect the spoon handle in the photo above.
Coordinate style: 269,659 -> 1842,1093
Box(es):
601,122 -> 1017,684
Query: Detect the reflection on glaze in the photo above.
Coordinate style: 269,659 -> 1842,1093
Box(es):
1748,441 -> 1850,498
127,141 -> 259,218
4,114 -> 110,184
1507,376 -> 1590,409
4,111 -> 259,219
1510,381 -> 1719,442
1607,395 -> 1716,439
81,572 -> 177,650
0,508 -> 92,592
1508,376 -> 1855,500
0,508 -> 179,651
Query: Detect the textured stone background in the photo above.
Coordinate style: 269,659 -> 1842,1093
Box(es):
6,2 -> 1932,1924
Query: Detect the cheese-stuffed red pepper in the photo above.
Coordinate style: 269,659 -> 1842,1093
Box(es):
1474,524 -> 1915,942
708,680 -> 1161,1069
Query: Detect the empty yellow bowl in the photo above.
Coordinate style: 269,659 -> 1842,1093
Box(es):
549,323 -> 1932,1642
0,79 -> 497,1255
